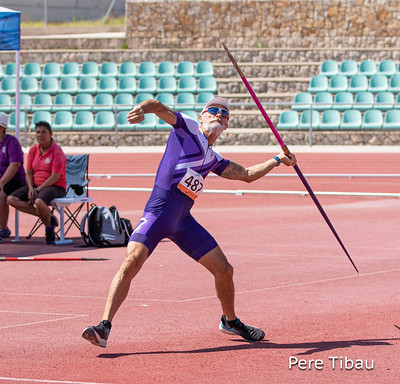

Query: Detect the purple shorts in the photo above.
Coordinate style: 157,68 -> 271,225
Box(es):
130,186 -> 218,261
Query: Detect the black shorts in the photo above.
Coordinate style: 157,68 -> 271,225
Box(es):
2,179 -> 26,196
10,185 -> 66,205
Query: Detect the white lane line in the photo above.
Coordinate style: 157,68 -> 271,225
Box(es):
1,267 -> 399,305
0,377 -> 111,384
0,314 -> 87,330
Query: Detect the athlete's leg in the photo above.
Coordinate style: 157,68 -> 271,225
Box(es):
102,241 -> 148,322
198,246 -> 236,321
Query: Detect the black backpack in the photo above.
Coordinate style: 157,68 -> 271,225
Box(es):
80,205 -> 133,247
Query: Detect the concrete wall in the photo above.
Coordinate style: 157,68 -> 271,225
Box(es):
3,0 -> 125,22
126,0 -> 400,49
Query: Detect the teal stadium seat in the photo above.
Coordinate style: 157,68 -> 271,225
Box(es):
53,111 -> 73,130
137,77 -> 157,94
1,78 -> 16,94
39,77 -> 59,94
332,92 -> 353,111
156,117 -> 172,130
117,77 -> 137,93
4,63 -> 17,77
115,93 -> 133,111
59,77 -> 78,94
21,77 -> 39,94
368,75 -> 388,93
339,60 -> 358,77
328,75 -> 348,93
292,92 -> 312,111
137,61 -> 156,77
319,60 -> 338,77
42,62 -> 61,78
78,77 -> 98,94
17,94 -> 33,113
73,111 -> 94,130
61,62 -> 79,78
387,75 -> 400,93
99,62 -> 118,78
135,93 -> 154,105
348,75 -> 368,93
175,93 -> 195,111
341,109 -> 362,130
377,60 -> 396,77
307,75 -> 328,93
396,93 -> 400,109
277,110 -> 299,130
362,109 -> 383,130
118,62 -> 137,78
183,110 -> 199,123
156,61 -> 175,78
135,113 -> 157,130
0,64 -> 3,79
32,93 -> 52,112
0,94 -> 12,113
358,60 -> 376,77
313,92 -> 333,111
53,93 -> 73,111
156,93 -> 175,108
195,61 -> 214,78
195,92 -> 215,111
117,111 -> 131,130
175,61 -> 194,77
375,92 -> 394,111
197,76 -> 217,93
157,76 -> 177,93
22,62 -> 41,78
383,109 -> 400,129
30,111 -> 52,130
80,62 -> 99,78
98,77 -> 117,94
354,92 -> 374,111
93,93 -> 114,112
319,110 -> 341,130
177,76 -> 197,93
94,111 -> 115,130
73,93 -> 94,112
299,110 -> 320,130
8,111 -> 28,131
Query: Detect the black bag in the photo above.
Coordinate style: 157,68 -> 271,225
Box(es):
80,205 -> 131,247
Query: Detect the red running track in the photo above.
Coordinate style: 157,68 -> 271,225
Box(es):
0,151 -> 399,384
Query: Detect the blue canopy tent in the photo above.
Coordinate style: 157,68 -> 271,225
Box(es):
0,7 -> 21,241
0,7 -> 21,139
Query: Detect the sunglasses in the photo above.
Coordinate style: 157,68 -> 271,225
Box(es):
205,107 -> 229,118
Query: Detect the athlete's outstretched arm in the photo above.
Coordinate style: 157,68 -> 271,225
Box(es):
127,99 -> 177,126
220,152 -> 296,183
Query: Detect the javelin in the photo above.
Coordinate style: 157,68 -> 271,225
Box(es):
222,43 -> 359,273
0,257 -> 110,261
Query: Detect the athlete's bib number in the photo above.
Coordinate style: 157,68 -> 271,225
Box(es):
177,168 -> 204,200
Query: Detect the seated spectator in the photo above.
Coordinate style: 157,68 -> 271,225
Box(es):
8,121 -> 67,244
0,113 -> 26,243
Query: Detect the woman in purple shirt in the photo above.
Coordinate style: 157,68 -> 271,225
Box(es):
0,113 -> 26,242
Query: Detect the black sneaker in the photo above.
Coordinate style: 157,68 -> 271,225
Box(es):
45,227 -> 55,245
50,214 -> 59,228
219,315 -> 265,342
82,321 -> 111,348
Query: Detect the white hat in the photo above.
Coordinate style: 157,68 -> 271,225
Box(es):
0,113 -> 8,128
202,97 -> 230,114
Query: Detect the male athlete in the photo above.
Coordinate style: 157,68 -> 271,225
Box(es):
82,97 -> 297,347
